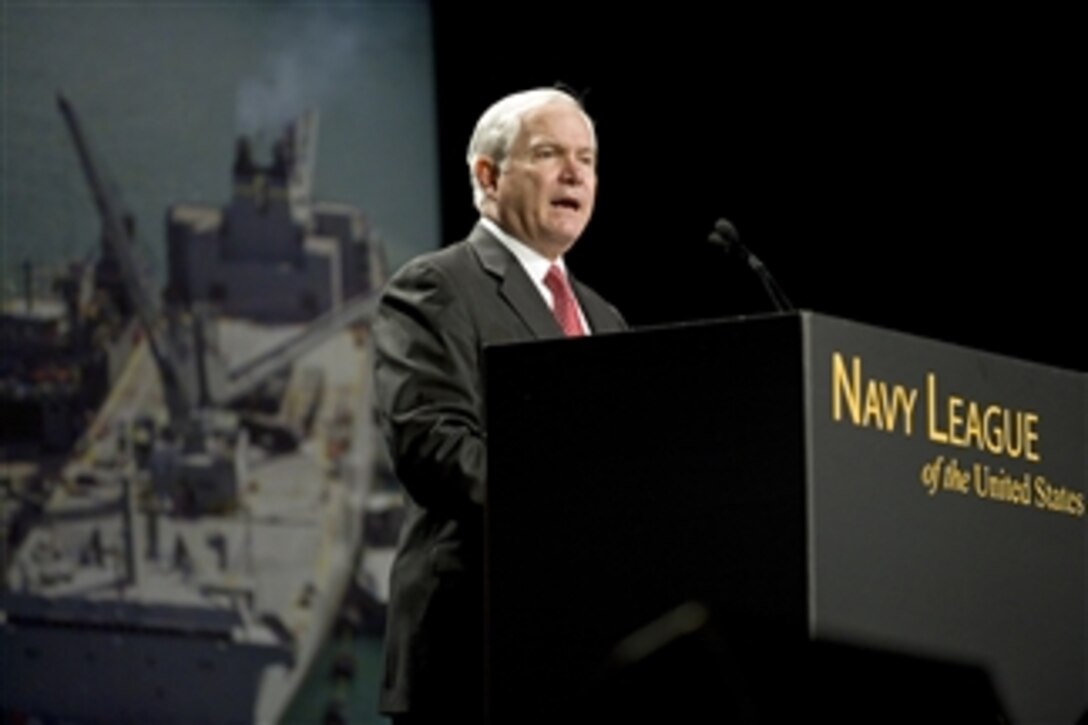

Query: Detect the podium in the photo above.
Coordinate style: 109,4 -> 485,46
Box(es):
485,312 -> 1085,723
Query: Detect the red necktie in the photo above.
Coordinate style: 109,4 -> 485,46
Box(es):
543,264 -> 585,337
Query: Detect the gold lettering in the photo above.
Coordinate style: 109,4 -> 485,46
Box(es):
1004,409 -> 1023,459
926,373 -> 948,444
1024,413 -> 1040,462
946,396 -> 966,448
926,374 -> 1042,462
964,401 -> 984,450
983,405 -> 1003,454
832,353 -> 861,424
863,380 -> 885,430
832,354 -> 918,435
894,386 -> 917,436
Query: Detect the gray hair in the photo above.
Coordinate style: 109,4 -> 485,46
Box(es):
466,88 -> 596,211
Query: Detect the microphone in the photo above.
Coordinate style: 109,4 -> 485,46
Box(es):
707,218 -> 794,313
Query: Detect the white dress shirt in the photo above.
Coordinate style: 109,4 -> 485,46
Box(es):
479,217 -> 591,334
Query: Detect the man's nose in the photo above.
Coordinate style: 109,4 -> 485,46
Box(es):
558,155 -> 584,184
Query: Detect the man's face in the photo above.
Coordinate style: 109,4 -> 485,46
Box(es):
484,101 -> 597,260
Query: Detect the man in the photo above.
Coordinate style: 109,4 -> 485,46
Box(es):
374,88 -> 625,722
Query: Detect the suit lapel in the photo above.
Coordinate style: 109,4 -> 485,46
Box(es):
570,276 -> 622,334
468,223 -> 564,340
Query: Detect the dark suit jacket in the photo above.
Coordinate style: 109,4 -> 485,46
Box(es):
374,222 -> 625,716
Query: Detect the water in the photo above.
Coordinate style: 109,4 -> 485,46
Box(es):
283,631 -> 389,725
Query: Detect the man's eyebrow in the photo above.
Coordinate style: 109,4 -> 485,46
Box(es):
528,139 -> 594,153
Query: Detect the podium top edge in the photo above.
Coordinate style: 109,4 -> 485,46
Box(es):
487,310 -> 1086,376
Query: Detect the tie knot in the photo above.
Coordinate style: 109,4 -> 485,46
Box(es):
544,264 -> 568,293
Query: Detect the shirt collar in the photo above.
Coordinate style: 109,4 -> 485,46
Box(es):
479,217 -> 567,284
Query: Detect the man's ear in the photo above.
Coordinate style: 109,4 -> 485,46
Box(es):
475,157 -> 499,196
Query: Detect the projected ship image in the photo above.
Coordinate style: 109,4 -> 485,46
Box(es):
0,96 -> 394,724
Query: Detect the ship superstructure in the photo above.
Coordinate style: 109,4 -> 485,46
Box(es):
167,111 -> 375,323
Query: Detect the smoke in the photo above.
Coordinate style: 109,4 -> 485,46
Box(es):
235,14 -> 361,139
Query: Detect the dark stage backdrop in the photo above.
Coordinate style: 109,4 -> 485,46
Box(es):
431,6 -> 1083,373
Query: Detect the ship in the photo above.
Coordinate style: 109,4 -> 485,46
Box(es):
0,95 -> 390,724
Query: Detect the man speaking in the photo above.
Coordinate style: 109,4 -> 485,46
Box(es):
374,88 -> 625,723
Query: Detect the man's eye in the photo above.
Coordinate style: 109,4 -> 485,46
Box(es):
533,147 -> 557,159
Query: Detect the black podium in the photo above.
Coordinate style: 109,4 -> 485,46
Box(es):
485,312 -> 1085,724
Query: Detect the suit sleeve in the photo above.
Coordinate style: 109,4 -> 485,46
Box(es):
373,258 -> 486,512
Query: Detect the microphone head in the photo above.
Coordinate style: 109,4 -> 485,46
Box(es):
707,230 -> 733,253
713,218 -> 740,246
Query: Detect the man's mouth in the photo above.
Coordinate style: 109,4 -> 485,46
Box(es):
551,197 -> 581,211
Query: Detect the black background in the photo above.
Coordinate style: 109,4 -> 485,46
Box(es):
430,7 -> 1082,371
